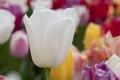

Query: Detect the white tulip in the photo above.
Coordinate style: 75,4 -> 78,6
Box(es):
31,0 -> 52,10
6,0 -> 28,12
6,71 -> 22,80
73,5 -> 89,25
23,7 -> 76,68
106,55 -> 120,77
0,9 -> 15,44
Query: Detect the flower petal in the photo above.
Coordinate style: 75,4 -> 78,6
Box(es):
44,17 -> 75,68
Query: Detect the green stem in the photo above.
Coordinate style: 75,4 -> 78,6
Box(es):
45,68 -> 50,80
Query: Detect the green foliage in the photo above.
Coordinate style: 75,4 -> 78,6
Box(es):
73,26 -> 87,51
0,41 -> 47,80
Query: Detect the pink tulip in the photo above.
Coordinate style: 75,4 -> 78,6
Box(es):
10,30 -> 29,58
0,75 -> 8,80
85,32 -> 120,66
71,46 -> 88,80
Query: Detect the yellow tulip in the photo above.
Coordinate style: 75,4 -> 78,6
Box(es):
50,51 -> 73,80
115,0 -> 120,15
84,23 -> 101,50
108,4 -> 114,16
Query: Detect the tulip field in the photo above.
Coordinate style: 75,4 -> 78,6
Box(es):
0,0 -> 120,80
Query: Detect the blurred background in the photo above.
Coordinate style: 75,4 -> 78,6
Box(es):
0,0 -> 120,80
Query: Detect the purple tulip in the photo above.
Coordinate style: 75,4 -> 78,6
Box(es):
81,62 -> 120,80
7,5 -> 24,32
0,3 -> 24,32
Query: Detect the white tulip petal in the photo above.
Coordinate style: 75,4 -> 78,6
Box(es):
29,8 -> 59,28
31,0 -> 52,9
0,9 -> 15,23
0,9 -> 15,44
24,15 -> 45,67
28,9 -> 61,67
6,71 -> 22,80
106,55 -> 120,77
58,8 -> 77,25
44,18 -> 75,68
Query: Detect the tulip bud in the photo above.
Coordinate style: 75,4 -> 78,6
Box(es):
10,30 -> 29,58
0,9 -> 15,44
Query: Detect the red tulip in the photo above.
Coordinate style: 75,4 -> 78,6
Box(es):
52,0 -> 111,23
101,16 -> 120,37
52,0 -> 83,9
27,0 -> 31,7
86,0 -> 111,22
52,0 -> 65,9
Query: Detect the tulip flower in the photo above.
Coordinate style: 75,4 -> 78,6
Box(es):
52,0 -> 112,23
50,51 -> 73,80
73,5 -> 89,26
0,3 -> 24,32
52,0 -> 65,9
6,0 -> 28,12
10,30 -> 29,58
23,7 -> 76,68
0,0 -> 6,7
50,45 -> 88,80
52,0 -> 85,9
0,9 -> 15,44
71,45 -> 88,80
106,55 -> 120,77
114,36 -> 120,56
7,5 -> 24,32
99,32 -> 120,57
113,0 -> 120,15
6,71 -> 22,80
84,31 -> 120,66
101,16 -> 120,37
31,0 -> 52,10
84,23 -> 101,50
84,40 -> 108,66
0,75 -> 8,80
85,0 -> 111,22
81,62 -> 120,80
